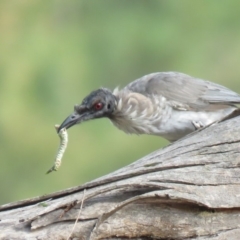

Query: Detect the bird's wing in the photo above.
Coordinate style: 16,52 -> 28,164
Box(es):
125,72 -> 240,110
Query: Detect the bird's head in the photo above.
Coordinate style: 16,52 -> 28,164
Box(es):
57,88 -> 117,133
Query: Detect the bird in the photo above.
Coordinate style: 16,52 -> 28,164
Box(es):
58,72 -> 240,142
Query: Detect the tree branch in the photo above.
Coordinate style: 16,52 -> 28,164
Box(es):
1,117 -> 240,239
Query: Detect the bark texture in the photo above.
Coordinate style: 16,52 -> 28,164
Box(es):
1,117 -> 240,240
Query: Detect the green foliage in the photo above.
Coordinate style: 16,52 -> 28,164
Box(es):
1,0 -> 240,205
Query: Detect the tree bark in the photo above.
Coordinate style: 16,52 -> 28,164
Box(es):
1,117 -> 240,240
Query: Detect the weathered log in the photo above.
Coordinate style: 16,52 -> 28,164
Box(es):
1,116 -> 240,240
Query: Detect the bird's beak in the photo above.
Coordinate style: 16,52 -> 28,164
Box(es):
57,106 -> 86,133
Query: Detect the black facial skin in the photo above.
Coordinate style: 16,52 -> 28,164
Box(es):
58,88 -> 117,133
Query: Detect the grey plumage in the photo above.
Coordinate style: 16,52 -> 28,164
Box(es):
58,72 -> 240,142
125,72 -> 240,108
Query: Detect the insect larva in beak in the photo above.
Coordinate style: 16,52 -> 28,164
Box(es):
46,125 -> 68,174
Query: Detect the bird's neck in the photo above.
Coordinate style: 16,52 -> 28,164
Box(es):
110,89 -> 170,135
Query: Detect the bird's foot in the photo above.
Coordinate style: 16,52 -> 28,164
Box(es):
192,120 -> 204,130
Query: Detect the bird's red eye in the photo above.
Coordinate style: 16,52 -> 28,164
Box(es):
94,102 -> 103,111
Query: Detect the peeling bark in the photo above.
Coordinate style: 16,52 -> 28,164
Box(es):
1,117 -> 240,240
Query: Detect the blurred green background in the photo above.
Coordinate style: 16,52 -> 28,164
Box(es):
1,0 -> 240,205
